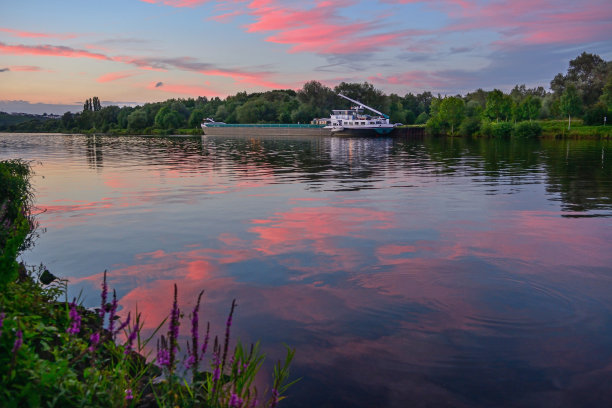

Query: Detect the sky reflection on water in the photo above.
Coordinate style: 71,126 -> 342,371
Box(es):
1,133 -> 612,407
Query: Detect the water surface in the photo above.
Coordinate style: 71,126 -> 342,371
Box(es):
1,133 -> 611,407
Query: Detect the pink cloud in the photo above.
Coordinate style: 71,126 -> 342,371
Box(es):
208,10 -> 243,22
439,0 -> 612,46
0,27 -> 77,40
9,65 -> 43,71
0,39 -> 286,90
96,71 -> 139,83
0,42 -> 110,60
243,0 -> 424,55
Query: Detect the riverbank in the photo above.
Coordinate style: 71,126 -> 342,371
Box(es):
0,160 -> 296,407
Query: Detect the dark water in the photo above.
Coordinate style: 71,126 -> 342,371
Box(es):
1,133 -> 612,407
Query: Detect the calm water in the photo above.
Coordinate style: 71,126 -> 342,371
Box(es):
2,133 -> 612,407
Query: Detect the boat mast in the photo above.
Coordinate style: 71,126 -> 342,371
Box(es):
337,93 -> 389,119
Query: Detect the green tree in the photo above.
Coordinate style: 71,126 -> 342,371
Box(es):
188,108 -> 206,128
600,75 -> 612,111
236,98 -> 276,123
297,81 -> 336,118
560,84 -> 582,130
92,96 -> 102,112
127,109 -> 148,131
438,96 -> 465,135
484,89 -> 512,122
154,106 -> 182,129
551,52 -> 610,107
334,82 -> 388,114
521,96 -> 541,122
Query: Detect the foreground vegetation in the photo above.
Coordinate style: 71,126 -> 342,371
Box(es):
0,160 -> 297,407
0,52 -> 610,138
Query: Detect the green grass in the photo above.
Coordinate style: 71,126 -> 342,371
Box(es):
538,119 -> 612,138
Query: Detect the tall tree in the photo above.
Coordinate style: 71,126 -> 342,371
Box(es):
521,95 -> 542,122
484,89 -> 512,122
560,85 -> 582,130
438,96 -> 465,135
92,96 -> 102,112
551,52 -> 609,107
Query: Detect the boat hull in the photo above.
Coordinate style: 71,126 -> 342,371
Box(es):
202,125 -> 329,137
325,127 -> 397,137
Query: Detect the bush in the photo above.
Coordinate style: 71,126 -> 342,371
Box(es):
0,160 -> 36,286
491,121 -> 514,138
425,117 -> 443,135
583,103 -> 610,126
478,119 -> 493,137
459,116 -> 481,136
513,121 -> 542,138
415,112 -> 429,124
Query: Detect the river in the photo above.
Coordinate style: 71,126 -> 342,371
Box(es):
1,133 -> 611,407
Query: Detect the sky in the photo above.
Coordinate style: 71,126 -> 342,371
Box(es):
1,0 -> 611,114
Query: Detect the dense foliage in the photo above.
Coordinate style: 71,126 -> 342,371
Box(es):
0,160 -> 36,286
0,52 -> 610,136
0,160 -> 297,407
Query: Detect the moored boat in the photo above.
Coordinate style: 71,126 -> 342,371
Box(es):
201,94 -> 400,137
323,94 -> 399,136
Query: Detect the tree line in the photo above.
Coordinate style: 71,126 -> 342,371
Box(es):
1,52 -> 610,135
426,52 -> 611,137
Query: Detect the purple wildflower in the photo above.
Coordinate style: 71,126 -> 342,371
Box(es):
89,332 -> 100,352
212,338 -> 221,383
229,392 -> 243,407
108,290 -> 118,334
201,322 -> 210,356
157,336 -> 171,368
184,354 -> 196,369
12,329 -> 23,354
270,388 -> 279,408
115,312 -> 131,338
168,284 -> 180,370
189,290 -> 204,370
99,270 -> 108,318
0,312 -> 5,337
125,388 -> 133,401
157,348 -> 170,367
124,319 -> 139,355
67,301 -> 81,335
221,299 -> 237,371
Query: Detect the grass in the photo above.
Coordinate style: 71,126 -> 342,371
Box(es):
538,119 -> 612,138
0,160 -> 297,407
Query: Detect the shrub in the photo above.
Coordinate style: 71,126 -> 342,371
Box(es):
513,121 -> 542,138
425,117 -> 443,135
0,160 -> 36,286
415,112 -> 429,124
491,121 -> 514,138
583,102 -> 610,126
459,116 -> 481,136
478,119 -> 493,137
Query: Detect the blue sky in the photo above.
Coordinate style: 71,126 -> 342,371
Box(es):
1,0 -> 611,113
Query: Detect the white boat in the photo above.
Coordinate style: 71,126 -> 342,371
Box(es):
201,117 -> 226,127
324,94 -> 398,136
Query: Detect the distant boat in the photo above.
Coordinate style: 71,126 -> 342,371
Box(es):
200,95 -> 400,137
324,94 -> 399,136
201,117 -> 226,127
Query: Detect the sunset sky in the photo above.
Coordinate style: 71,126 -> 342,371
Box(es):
1,0 -> 611,114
